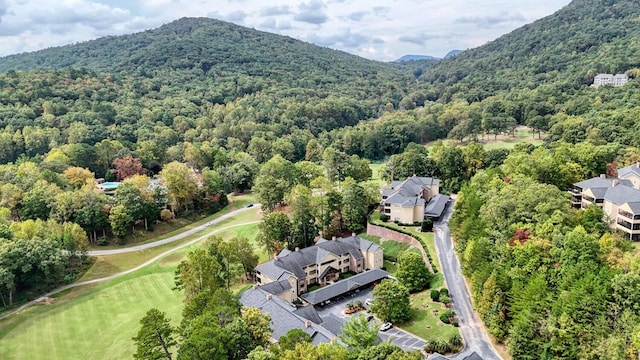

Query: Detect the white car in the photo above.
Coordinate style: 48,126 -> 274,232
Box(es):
380,322 -> 393,332
364,298 -> 373,307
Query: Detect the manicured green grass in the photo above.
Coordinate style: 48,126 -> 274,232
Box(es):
0,265 -> 182,360
368,162 -> 387,187
0,209 -> 264,360
384,260 -> 397,275
426,126 -> 544,151
380,240 -> 410,261
370,214 -> 443,289
358,233 -> 381,245
398,290 -> 460,342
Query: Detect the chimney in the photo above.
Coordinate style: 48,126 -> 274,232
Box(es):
252,284 -> 259,290
600,174 -> 606,179
332,236 -> 337,241
351,232 -> 356,237
305,320 -> 312,328
274,255 -> 279,261
295,247 -> 300,252
266,294 -> 272,300
636,161 -> 640,168
613,179 -> 619,187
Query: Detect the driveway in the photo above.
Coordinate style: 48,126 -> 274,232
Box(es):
315,287 -> 426,352
433,198 -> 502,360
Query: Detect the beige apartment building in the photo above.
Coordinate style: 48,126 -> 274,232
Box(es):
381,175 -> 449,224
253,235 -> 383,299
570,163 -> 640,240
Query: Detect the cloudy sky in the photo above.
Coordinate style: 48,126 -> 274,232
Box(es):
0,0 -> 572,61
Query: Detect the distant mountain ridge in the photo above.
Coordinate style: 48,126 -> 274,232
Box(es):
394,54 -> 440,62
394,50 -> 463,63
0,17 -> 405,78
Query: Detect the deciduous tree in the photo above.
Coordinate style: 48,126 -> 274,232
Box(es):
132,308 -> 176,360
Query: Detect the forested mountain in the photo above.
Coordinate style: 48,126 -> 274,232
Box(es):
422,0 -> 640,101
0,17 -> 404,81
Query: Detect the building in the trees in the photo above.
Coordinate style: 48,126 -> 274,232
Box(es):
253,234 -> 383,297
380,175 -> 450,223
241,285 -> 345,345
593,73 -> 628,87
570,163 -> 640,240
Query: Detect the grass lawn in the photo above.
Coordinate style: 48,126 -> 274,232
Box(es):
0,207 -> 263,360
368,162 -> 387,187
88,192 -> 258,250
81,209 -> 261,281
0,265 -> 182,360
370,214 -> 443,289
426,126 -> 544,151
398,290 -> 460,343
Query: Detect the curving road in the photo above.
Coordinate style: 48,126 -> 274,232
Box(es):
0,205 -> 261,321
433,198 -> 502,360
88,205 -> 260,256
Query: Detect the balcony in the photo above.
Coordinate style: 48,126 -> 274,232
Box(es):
618,210 -> 640,221
616,219 -> 640,231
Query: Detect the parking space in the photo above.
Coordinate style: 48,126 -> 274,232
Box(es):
379,326 -> 426,351
314,287 -> 426,352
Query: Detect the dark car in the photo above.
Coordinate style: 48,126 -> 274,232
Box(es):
246,203 -> 254,208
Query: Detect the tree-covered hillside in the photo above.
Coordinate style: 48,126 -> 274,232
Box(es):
422,0 -> 640,102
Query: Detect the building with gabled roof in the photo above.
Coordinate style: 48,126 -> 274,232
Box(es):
240,286 -> 344,345
254,234 -> 383,297
381,175 -> 449,223
571,163 -> 640,241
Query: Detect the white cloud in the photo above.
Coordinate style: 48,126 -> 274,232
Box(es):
0,0 -> 573,61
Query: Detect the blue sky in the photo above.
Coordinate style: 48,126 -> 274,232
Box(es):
0,0 -> 572,61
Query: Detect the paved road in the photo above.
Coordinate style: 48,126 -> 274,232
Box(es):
0,208 -> 261,321
88,205 -> 260,256
433,198 -> 502,360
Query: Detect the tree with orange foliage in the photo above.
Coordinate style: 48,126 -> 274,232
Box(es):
112,156 -> 146,181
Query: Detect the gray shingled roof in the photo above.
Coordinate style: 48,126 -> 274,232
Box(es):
255,261 -> 294,281
425,194 -> 450,217
300,269 -> 390,305
259,280 -> 292,296
257,236 -> 380,283
604,185 -> 640,205
240,288 -> 336,344
627,202 -> 640,214
463,352 -> 483,360
384,176 -> 439,207
618,164 -> 640,178
293,306 -> 323,324
574,177 -> 632,190
320,313 -> 344,337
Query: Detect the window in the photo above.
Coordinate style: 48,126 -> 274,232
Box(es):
321,260 -> 335,266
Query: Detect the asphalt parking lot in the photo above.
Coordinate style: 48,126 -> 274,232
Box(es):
315,287 -> 427,351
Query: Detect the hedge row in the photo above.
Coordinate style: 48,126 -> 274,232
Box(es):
369,219 -> 437,274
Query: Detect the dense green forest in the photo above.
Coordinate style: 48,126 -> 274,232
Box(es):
3,0 -> 640,357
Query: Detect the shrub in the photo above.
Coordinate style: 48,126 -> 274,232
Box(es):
452,321 -> 459,327
424,340 -> 451,354
439,313 -> 451,324
448,334 -> 463,351
430,289 -> 441,302
440,294 -> 450,305
160,208 -> 174,221
421,218 -> 433,232
355,300 -> 363,308
96,237 -> 108,246
440,288 -> 449,297
380,214 -> 390,222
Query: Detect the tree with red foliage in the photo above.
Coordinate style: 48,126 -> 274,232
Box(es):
509,228 -> 531,246
112,156 -> 146,181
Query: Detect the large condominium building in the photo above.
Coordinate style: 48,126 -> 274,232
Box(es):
381,175 -> 450,224
570,163 -> 640,240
